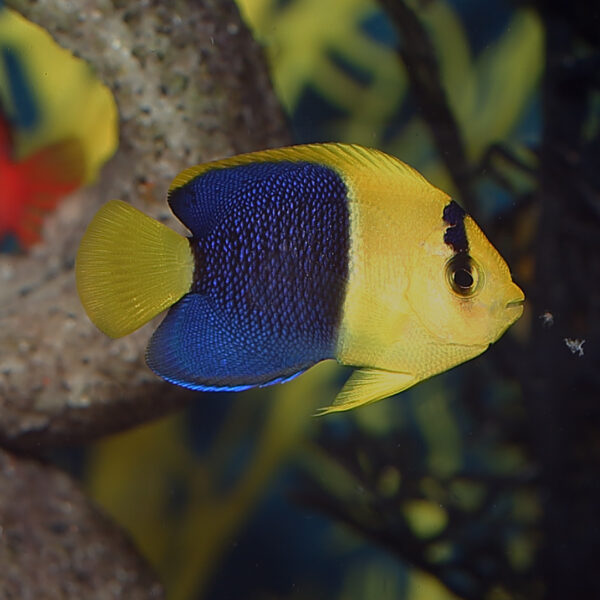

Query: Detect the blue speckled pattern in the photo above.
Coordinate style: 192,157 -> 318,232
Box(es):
147,161 -> 350,389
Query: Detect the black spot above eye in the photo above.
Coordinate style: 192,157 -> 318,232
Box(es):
443,200 -> 469,254
454,267 -> 474,289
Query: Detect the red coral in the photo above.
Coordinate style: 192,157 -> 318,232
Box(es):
0,116 -> 84,247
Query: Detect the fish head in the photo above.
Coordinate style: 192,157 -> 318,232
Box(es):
406,212 -> 524,349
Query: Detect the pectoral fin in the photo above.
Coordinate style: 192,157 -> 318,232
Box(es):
316,368 -> 416,415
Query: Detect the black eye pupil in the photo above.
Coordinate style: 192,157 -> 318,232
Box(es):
454,268 -> 474,289
445,255 -> 480,297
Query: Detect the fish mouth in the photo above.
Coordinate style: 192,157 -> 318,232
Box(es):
503,281 -> 525,327
500,294 -> 524,331
506,298 -> 525,309
505,282 -> 525,312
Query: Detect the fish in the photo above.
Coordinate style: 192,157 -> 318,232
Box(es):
75,143 -> 524,413
0,112 -> 84,248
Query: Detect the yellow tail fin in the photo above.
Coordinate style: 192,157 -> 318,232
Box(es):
76,200 -> 194,338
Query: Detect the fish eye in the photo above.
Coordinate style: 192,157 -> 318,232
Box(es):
445,254 -> 482,297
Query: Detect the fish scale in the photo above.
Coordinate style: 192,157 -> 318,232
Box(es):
190,162 -> 350,350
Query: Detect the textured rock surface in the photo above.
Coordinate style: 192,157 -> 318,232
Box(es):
0,0 -> 288,600
1,0 -> 290,448
0,448 -> 165,599
0,2 -> 289,595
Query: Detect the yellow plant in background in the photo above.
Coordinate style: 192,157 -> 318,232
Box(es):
386,1 -> 542,192
388,1 -> 543,189
237,0 -> 407,146
338,558 -> 462,600
236,0 -> 543,196
0,7 -> 117,183
87,362 -> 337,600
396,0 -> 543,161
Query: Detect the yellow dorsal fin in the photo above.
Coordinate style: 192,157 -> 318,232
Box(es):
169,143 -> 429,192
316,368 -> 416,415
76,200 -> 194,338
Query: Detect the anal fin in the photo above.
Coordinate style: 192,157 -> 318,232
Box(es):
317,368 -> 416,415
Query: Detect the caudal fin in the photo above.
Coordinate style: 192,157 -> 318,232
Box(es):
76,200 -> 194,338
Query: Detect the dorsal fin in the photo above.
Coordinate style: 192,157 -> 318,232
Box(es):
169,143 -> 428,191
167,143 -> 430,237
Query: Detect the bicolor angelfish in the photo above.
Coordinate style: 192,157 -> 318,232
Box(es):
76,144 -> 524,413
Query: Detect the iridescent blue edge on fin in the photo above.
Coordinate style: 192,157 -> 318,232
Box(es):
161,367 -> 307,393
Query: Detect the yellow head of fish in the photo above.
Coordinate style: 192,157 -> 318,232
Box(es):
407,210 -> 524,349
331,146 -> 524,412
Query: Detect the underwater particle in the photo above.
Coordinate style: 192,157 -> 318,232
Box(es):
564,337 -> 585,357
76,143 -> 524,413
538,310 -> 554,327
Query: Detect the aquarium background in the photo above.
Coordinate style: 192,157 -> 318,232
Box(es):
1,0 -> 598,599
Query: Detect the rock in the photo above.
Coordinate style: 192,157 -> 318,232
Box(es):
0,447 -> 165,599
1,0 -> 290,448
